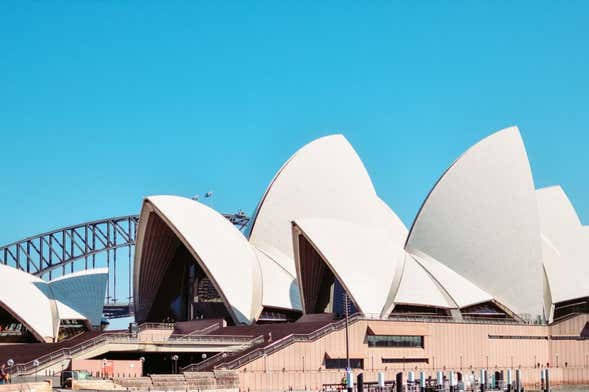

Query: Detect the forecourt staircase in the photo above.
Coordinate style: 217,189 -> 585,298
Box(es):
0,322 -> 261,377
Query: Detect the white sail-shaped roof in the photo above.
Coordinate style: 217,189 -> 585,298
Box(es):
376,197 -> 409,247
406,127 -> 544,318
254,247 -> 301,311
541,235 -> 559,320
0,264 -> 56,342
249,134 -> 407,313
293,217 -> 406,316
49,268 -> 108,326
134,196 -> 263,324
0,264 -> 106,342
409,250 -> 493,308
393,254 -> 454,309
249,135 -> 392,274
537,186 -> 589,307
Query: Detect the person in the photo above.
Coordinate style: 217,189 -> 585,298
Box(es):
0,364 -> 6,385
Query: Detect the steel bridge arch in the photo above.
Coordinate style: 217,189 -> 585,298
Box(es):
0,212 -> 250,319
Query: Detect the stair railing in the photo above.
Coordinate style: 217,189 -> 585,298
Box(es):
11,332 -> 261,376
217,314 -> 364,370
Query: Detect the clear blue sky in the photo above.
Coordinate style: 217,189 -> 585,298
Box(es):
1,1 -> 588,246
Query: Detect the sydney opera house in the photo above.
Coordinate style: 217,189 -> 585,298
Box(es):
134,127 -> 588,326
1,126 -> 589,390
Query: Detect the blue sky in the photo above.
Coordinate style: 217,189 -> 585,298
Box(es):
1,1 -> 587,243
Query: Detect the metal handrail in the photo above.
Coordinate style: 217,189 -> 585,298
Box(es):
357,312 -> 546,326
180,333 -> 265,373
13,332 -> 126,375
187,323 -> 223,336
218,314 -> 364,370
138,322 -> 176,331
167,334 -> 256,344
385,315 -> 546,325
181,352 -> 226,372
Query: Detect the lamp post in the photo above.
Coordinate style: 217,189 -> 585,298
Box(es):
344,292 -> 352,392
171,355 -> 179,374
7,359 -> 14,383
33,360 -> 39,382
344,292 -> 350,369
139,357 -> 145,377
556,354 -> 559,368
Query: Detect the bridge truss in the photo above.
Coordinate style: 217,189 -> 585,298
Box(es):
0,212 -> 250,319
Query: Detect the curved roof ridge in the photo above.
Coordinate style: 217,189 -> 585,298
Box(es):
254,246 -> 297,279
49,267 -> 109,282
48,269 -> 108,326
392,253 -> 455,310
246,134 -> 348,238
404,252 -> 458,308
0,264 -> 56,342
248,134 -> 381,276
293,216 -> 405,316
407,247 -> 493,308
537,186 -> 582,228
135,195 -> 263,324
537,187 -> 589,306
253,246 -> 302,311
405,126 -> 543,317
405,126 -> 519,245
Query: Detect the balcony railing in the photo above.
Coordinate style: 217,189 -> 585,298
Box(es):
138,322 -> 176,331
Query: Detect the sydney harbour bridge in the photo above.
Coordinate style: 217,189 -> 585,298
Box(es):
0,211 -> 250,319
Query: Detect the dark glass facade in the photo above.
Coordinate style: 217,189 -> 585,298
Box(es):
298,234 -> 358,317
381,357 -> 429,364
146,243 -> 232,324
325,358 -> 364,369
553,297 -> 589,322
58,319 -> 88,341
0,306 -> 35,342
367,335 -> 424,348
